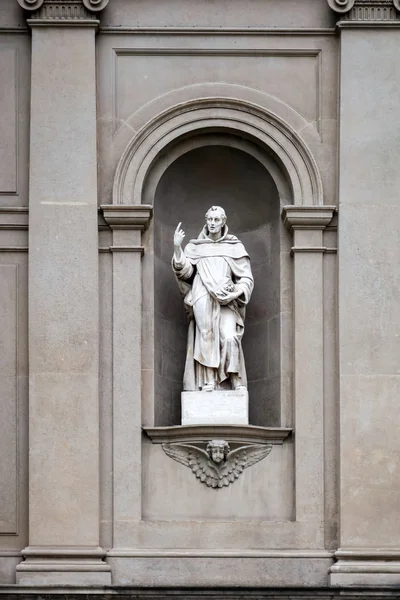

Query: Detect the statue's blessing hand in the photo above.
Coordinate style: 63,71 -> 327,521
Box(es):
174,222 -> 185,247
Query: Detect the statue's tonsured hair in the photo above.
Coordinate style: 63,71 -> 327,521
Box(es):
205,206 -> 227,223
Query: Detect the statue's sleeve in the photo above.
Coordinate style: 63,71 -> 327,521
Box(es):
228,256 -> 254,305
172,252 -> 194,280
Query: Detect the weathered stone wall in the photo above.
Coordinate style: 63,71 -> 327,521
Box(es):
0,0 -> 399,593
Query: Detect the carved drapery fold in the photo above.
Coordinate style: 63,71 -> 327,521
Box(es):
327,0 -> 400,20
17,0 -> 109,19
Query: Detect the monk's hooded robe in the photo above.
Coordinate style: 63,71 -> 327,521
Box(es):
172,224 -> 254,391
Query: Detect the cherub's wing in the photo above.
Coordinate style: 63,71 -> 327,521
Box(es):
162,444 -> 220,488
187,446 -> 221,488
162,443 -> 206,467
228,444 -> 273,469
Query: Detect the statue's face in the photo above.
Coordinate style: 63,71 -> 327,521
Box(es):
209,442 -> 226,464
206,211 -> 224,235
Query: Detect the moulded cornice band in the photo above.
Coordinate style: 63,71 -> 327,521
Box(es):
334,548 -> 400,560
143,425 -> 292,445
101,204 -> 153,230
282,205 -> 336,231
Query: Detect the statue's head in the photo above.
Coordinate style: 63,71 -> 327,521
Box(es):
206,440 -> 230,464
205,206 -> 226,236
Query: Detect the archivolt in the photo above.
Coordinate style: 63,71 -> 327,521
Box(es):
113,97 -> 324,207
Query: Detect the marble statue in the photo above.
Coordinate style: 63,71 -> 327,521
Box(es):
163,440 -> 272,488
172,206 -> 254,392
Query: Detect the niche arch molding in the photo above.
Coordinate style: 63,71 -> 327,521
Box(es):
112,96 -> 324,208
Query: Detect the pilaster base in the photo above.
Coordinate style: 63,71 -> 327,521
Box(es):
16,546 -> 111,586
329,549 -> 400,586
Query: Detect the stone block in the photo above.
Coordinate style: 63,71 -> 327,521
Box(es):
182,390 -> 248,425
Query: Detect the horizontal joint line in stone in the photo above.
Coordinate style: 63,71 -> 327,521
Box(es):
26,18 -> 100,28
0,225 -> 28,230
338,20 -> 400,28
114,48 -> 321,58
0,246 -> 28,252
107,550 -> 334,558
109,245 -> 144,254
291,246 -> 337,254
99,26 -> 337,35
0,27 -> 29,33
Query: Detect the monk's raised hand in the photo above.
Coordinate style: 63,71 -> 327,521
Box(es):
174,222 -> 185,248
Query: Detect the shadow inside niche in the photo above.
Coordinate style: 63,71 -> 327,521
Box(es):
152,142 -> 282,427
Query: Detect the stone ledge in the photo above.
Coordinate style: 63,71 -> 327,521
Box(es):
101,204 -> 153,230
4,585 -> 400,598
143,424 -> 292,444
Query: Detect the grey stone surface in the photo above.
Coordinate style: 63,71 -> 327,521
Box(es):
182,390 -> 249,425
0,34 -> 30,208
334,21 -> 400,585
2,0 -> 398,591
102,0 -> 336,29
5,587 -> 400,599
108,556 -> 331,587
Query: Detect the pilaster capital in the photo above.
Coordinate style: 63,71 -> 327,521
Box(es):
282,206 -> 336,231
327,0 -> 400,22
17,0 -> 110,22
101,205 -> 153,231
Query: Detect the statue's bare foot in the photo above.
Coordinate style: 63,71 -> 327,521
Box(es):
234,384 -> 247,391
202,382 -> 215,392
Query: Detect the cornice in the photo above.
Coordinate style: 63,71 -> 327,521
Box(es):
101,204 -> 153,231
143,424 -> 292,445
282,205 -> 336,231
327,0 -> 400,22
17,0 -> 109,23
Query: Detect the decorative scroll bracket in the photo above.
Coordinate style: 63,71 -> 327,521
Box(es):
16,0 -> 110,22
327,0 -> 400,21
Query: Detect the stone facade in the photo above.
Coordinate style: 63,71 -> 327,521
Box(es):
0,0 -> 399,595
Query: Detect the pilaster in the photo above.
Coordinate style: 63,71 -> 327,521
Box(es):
100,205 -> 152,548
16,0 -> 111,586
282,206 -> 335,532
327,0 -> 400,586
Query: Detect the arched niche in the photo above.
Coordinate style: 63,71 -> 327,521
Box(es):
109,98 -> 325,429
141,131 -> 293,427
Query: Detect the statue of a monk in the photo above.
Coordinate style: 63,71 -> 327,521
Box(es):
172,206 -> 254,392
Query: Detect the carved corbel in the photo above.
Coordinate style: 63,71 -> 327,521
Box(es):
163,440 -> 272,489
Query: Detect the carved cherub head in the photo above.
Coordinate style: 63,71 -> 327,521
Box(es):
206,440 -> 231,464
205,206 -> 227,236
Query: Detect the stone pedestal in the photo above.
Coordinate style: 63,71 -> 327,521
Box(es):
182,390 -> 249,425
